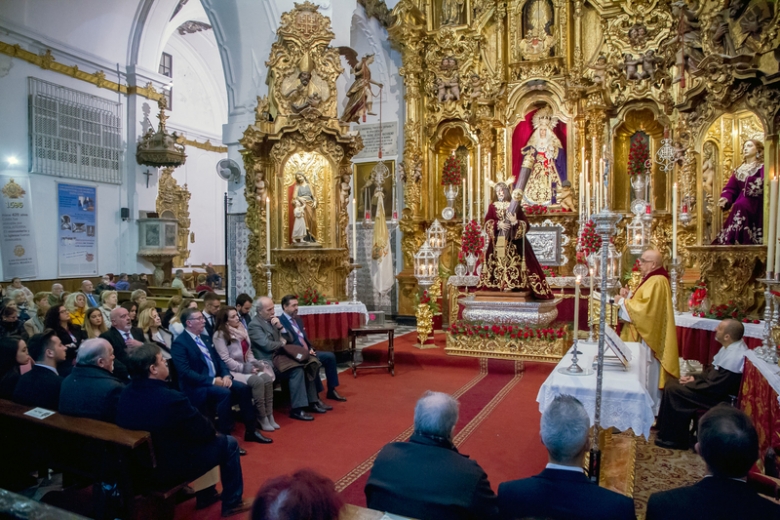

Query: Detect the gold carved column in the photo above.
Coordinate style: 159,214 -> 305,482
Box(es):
155,167 -> 191,268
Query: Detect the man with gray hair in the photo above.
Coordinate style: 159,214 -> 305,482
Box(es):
365,391 -> 499,520
498,395 -> 635,519
171,268 -> 194,297
59,338 -> 125,423
50,283 -> 64,301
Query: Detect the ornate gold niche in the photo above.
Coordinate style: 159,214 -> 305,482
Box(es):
155,167 -> 191,268
241,2 -> 363,301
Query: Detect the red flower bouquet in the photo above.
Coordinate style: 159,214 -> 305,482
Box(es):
461,220 -> 485,256
298,287 -> 326,306
441,155 -> 462,186
577,220 -> 602,257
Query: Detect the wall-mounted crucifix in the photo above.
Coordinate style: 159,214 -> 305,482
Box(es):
143,169 -> 153,188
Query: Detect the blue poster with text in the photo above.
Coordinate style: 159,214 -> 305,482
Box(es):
58,183 -> 97,276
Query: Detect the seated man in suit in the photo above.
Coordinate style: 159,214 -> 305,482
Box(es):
498,394 -> 635,520
59,338 -> 124,422
248,296 -> 320,421
647,405 -> 780,519
81,280 -> 100,308
279,294 -> 346,410
100,306 -> 144,381
117,343 -> 251,517
202,292 -> 222,340
365,391 -> 499,520
171,307 -> 270,444
235,293 -> 253,330
13,330 -> 66,410
656,319 -> 749,450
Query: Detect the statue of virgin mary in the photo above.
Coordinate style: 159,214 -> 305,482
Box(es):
513,106 -> 565,205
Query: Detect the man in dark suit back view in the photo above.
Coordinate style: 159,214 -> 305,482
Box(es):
497,394 -> 636,520
646,405 -> 780,520
13,330 -> 66,410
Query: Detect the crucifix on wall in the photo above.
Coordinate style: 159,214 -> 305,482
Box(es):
143,169 -> 153,188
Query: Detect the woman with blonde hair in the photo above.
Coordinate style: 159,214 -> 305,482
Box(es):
168,298 -> 199,339
138,306 -> 173,357
130,289 -> 148,310
213,307 -> 278,433
64,292 -> 87,326
100,290 -> 118,324
83,307 -> 107,339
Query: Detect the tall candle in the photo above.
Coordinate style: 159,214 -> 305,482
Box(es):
585,181 -> 591,221
672,183 -> 678,260
774,174 -> 780,276
485,152 -> 492,215
462,178 -> 467,222
477,144 -> 481,220
265,196 -> 271,264
468,155 -> 473,222
573,275 -> 581,340
352,196 -> 357,262
768,177 -> 778,277
589,267 -> 595,330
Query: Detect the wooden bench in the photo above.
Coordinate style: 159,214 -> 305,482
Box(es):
0,399 -> 190,520
147,287 -> 182,298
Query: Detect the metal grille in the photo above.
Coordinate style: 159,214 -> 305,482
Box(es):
29,77 -> 123,184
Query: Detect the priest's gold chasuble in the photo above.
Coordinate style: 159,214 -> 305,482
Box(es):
620,273 -> 680,388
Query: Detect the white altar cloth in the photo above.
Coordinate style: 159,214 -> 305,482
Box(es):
273,302 -> 369,321
536,342 -> 656,439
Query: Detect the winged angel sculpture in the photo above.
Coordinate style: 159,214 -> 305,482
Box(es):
339,47 -> 383,124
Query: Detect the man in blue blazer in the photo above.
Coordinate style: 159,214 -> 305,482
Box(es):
497,395 -> 636,520
279,294 -> 346,411
171,308 -> 271,444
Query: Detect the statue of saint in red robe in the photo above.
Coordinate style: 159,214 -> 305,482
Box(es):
477,182 -> 553,299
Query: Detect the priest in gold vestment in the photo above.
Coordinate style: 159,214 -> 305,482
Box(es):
614,249 -> 680,414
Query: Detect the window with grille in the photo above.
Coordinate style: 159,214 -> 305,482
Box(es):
29,77 -> 123,184
159,52 -> 173,110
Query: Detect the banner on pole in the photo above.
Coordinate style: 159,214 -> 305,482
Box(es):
0,174 -> 38,279
58,183 -> 98,277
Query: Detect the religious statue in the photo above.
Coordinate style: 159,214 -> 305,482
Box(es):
291,200 -> 309,243
436,56 -> 460,103
713,139 -> 764,245
589,55 -> 608,85
640,51 -> 659,80
477,182 -> 553,299
709,13 -> 736,56
339,173 -> 352,207
518,0 -> 556,60
514,106 -> 565,206
156,167 -> 191,267
468,74 -> 484,101
670,1 -> 704,82
628,24 -> 649,48
441,0 -> 464,26
557,180 -> 575,211
622,53 -> 641,80
289,172 -> 318,244
282,54 -> 329,114
340,52 -> 383,124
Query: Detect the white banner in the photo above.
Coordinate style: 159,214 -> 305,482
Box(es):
0,174 -> 38,279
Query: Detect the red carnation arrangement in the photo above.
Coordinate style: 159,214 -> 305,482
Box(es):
441,155 -> 462,186
691,299 -> 756,322
542,265 -> 556,278
631,258 -> 641,273
448,321 -> 567,342
688,280 -> 707,311
577,220 -> 602,257
298,288 -> 326,306
628,137 -> 650,176
461,220 -> 485,256
525,204 -> 548,215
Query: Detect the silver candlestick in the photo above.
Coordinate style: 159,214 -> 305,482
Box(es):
350,263 -> 360,303
757,278 -> 779,360
670,257 -> 683,315
263,264 -> 274,300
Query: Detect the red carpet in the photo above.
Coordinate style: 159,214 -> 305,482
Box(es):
178,332 -> 553,519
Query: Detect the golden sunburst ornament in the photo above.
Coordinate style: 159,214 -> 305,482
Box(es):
1,178 -> 25,199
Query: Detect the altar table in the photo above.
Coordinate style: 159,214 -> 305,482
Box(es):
675,312 -> 764,365
740,350 -> 780,458
537,342 -> 655,439
274,302 -> 368,352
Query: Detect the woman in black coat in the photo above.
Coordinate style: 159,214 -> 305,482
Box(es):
44,305 -> 83,376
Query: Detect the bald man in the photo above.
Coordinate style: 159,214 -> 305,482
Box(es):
614,249 -> 680,414
655,319 -> 748,450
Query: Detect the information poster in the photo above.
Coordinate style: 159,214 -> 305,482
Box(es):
58,183 -> 97,277
0,174 -> 38,279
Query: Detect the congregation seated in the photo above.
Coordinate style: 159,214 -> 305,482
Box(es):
195,274 -> 215,297
23,292 -> 50,337
138,306 -> 173,357
235,293 -> 253,329
171,307 -> 271,444
100,306 -> 144,381
83,307 -> 108,339
655,318 -> 749,450
213,306 -> 277,434
114,273 -> 130,291
201,292 -> 222,339
117,343 -> 251,517
172,269 -> 194,298
9,289 -> 31,322
646,405 -> 780,519
1,305 -> 28,340
0,336 -> 28,399
9,277 -> 34,303
497,394 -> 635,520
161,295 -> 183,329
81,279 -> 100,308
130,289 -> 148,311
99,289 -> 118,324
50,282 -> 64,301
64,292 -> 87,327
12,330 -> 66,410
169,298 -> 199,340
44,304 -> 83,376
121,300 -> 139,328
251,469 -> 342,520
58,338 -> 123,422
128,274 -> 149,292
365,391 -> 499,520
95,274 -> 114,295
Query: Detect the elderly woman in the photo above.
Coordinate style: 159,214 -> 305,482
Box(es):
213,307 -> 278,433
130,289 -> 148,311
83,307 -> 108,339
168,299 -> 199,339
10,290 -> 31,322
24,292 -> 50,337
100,290 -> 118,324
64,292 -> 87,326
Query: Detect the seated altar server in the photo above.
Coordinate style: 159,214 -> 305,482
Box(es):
655,319 -> 748,450
647,406 -> 780,520
614,249 -> 680,413
498,395 -> 635,520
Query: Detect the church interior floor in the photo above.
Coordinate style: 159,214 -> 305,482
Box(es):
17,328 -> 706,519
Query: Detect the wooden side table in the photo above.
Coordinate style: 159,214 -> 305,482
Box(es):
348,327 -> 395,377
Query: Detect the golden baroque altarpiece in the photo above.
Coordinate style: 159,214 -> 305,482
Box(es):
241,3 -> 363,300
384,0 -> 780,322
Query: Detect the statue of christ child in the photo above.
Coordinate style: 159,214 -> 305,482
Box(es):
477,182 -> 553,299
291,200 -> 308,243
